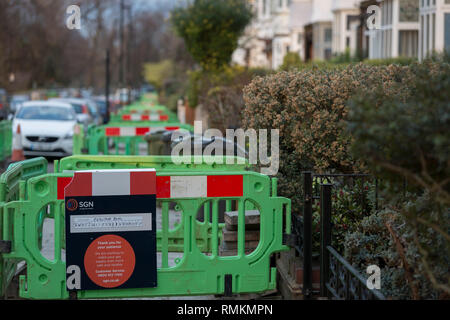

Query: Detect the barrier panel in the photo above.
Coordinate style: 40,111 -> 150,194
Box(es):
0,156 -> 291,299
73,123 -> 193,156
119,105 -> 176,120
110,113 -> 172,123
0,157 -> 48,297
56,155 -> 250,172
0,121 -> 12,163
56,155 -> 252,253
110,106 -> 178,124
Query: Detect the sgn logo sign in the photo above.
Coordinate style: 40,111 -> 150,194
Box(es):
66,199 -> 94,211
79,201 -> 94,209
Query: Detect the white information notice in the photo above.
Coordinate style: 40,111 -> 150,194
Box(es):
70,213 -> 152,233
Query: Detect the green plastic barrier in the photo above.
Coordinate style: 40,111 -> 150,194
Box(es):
0,156 -> 291,299
56,155 -> 252,253
1,157 -> 48,201
56,155 -> 250,172
0,121 -> 12,163
0,157 -> 48,297
74,123 -> 193,156
72,124 -> 85,155
110,110 -> 178,124
119,104 -> 174,117
109,110 -> 179,125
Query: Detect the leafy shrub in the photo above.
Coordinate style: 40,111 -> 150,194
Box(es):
330,48 -> 361,64
170,0 -> 253,71
347,57 -> 449,195
363,56 -> 417,66
242,63 -> 412,214
311,178 -> 377,256
346,55 -> 450,298
280,52 -> 303,71
188,66 -> 271,131
279,57 -> 416,72
344,194 -> 450,299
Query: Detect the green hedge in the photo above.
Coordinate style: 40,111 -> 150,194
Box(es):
242,63 -> 412,214
345,55 -> 450,299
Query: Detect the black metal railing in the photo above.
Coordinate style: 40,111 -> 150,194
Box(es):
294,171 -> 385,300
320,184 -> 385,300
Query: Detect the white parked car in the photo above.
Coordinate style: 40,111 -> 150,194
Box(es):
12,101 -> 78,157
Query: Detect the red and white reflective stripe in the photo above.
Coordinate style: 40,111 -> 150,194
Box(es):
58,174 -> 243,200
155,175 -> 243,199
63,169 -> 156,198
122,114 -> 168,121
105,126 -> 180,137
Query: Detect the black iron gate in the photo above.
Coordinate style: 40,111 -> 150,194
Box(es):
292,172 -> 386,300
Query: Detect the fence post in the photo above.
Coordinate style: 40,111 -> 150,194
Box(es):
320,184 -> 332,298
303,171 -> 313,299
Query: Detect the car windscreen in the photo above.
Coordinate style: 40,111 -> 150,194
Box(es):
16,106 -> 76,121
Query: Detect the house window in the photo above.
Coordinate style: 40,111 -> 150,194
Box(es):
324,28 -> 332,42
399,0 -> 419,22
432,13 -> 435,51
399,30 -> 418,57
426,14 -> 430,54
445,14 -> 450,53
421,15 -> 424,58
346,15 -> 359,31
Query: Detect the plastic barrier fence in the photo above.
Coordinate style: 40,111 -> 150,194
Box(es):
119,105 -> 177,119
0,121 -> 12,163
110,113 -> 170,123
0,156 -> 290,299
56,155 -> 253,253
73,123 -> 193,156
110,109 -> 179,124
0,157 -> 48,297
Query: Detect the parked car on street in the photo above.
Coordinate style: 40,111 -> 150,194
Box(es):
116,88 -> 130,105
49,98 -> 94,127
92,96 -> 111,124
12,100 -> 77,157
86,99 -> 104,126
9,94 -> 30,113
0,88 -> 10,120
